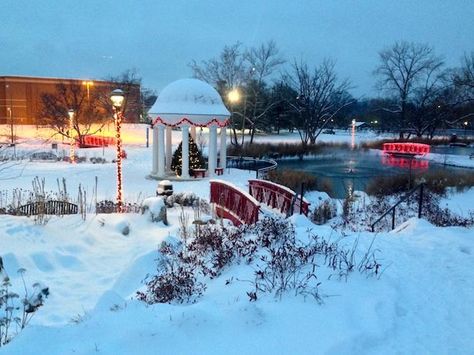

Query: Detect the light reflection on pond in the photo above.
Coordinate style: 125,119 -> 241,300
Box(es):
276,147 -> 473,198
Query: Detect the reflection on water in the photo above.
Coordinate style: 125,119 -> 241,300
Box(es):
277,147 -> 472,198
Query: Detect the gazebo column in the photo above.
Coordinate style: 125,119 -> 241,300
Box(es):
219,126 -> 227,170
181,125 -> 190,179
165,126 -> 172,172
151,125 -> 159,176
157,125 -> 165,177
208,125 -> 217,176
191,126 -> 196,141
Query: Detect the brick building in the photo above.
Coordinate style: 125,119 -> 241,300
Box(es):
0,76 -> 141,125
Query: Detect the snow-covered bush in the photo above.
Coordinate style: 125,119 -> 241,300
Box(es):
0,261 -> 49,347
136,242 -> 206,304
165,192 -> 210,213
137,217 -> 382,305
141,197 -> 167,224
311,199 -> 337,225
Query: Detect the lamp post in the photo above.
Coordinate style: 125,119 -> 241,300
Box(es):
68,109 -> 75,163
227,88 -> 240,145
110,89 -> 125,213
82,80 -> 94,101
351,119 -> 356,150
464,121 -> 468,138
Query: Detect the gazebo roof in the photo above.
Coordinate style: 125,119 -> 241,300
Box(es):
149,78 -> 230,127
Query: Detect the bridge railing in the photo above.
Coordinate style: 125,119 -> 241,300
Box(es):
226,156 -> 277,179
248,179 -> 310,216
210,179 -> 260,226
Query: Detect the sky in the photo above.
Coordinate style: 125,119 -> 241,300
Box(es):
1,0 -> 473,97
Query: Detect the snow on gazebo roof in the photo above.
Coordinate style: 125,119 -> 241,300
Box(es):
149,78 -> 230,127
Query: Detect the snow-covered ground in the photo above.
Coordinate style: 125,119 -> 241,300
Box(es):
1,126 -> 473,354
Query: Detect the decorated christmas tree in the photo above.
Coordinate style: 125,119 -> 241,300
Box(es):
171,134 -> 205,176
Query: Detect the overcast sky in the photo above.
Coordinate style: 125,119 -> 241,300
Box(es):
1,0 -> 473,97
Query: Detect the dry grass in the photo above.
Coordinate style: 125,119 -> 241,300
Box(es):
366,170 -> 474,196
268,169 -> 333,195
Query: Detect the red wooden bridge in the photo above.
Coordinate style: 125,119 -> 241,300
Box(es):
382,142 -> 430,157
248,179 -> 310,216
81,135 -> 116,148
210,180 -> 260,226
210,179 -> 310,226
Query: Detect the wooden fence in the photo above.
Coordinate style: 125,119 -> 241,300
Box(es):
15,200 -> 78,216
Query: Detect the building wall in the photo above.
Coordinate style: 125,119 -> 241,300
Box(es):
0,76 -> 141,125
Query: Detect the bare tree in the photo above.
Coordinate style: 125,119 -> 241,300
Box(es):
284,59 -> 352,146
455,52 -> 474,95
190,42 -> 248,93
374,41 -> 444,138
39,83 -> 108,147
189,41 -> 284,146
244,40 -> 285,143
104,69 -> 152,123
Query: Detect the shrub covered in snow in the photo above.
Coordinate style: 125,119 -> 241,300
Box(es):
141,197 -> 167,224
0,260 -> 49,347
165,192 -> 210,213
137,217 -> 381,305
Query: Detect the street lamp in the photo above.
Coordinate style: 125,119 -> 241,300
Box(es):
110,89 -> 125,213
227,88 -> 240,103
464,121 -> 468,137
68,109 -> 75,163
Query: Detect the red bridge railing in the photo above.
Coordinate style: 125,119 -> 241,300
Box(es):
210,180 -> 260,226
248,179 -> 310,216
383,142 -> 430,156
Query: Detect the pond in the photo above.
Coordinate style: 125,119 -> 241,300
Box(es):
277,146 -> 474,198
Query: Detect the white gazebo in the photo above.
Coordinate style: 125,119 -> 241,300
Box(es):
148,78 -> 230,179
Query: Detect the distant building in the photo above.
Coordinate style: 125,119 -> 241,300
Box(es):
0,76 -> 141,125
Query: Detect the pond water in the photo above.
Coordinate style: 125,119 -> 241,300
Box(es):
277,146 -> 474,198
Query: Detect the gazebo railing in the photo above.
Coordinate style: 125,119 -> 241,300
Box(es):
226,156 -> 277,179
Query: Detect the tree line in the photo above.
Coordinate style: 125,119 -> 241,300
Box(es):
190,40 -> 474,146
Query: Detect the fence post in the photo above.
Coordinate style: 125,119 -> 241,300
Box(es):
299,182 -> 305,215
391,208 -> 396,230
418,183 -> 424,218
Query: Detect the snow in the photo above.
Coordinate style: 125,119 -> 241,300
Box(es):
149,78 -> 230,125
1,126 -> 473,354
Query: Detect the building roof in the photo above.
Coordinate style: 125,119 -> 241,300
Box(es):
149,78 -> 230,127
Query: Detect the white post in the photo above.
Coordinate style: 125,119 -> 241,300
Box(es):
157,125 -> 165,177
181,125 -> 190,179
190,126 -> 197,141
165,126 -> 172,172
208,125 -> 217,176
220,126 -> 227,169
151,125 -> 159,176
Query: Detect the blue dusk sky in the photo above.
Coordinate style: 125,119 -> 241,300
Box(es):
1,0 -> 473,97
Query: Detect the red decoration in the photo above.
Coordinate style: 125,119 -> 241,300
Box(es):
151,116 -> 229,128
81,135 -> 115,147
210,180 -> 260,225
114,110 -> 124,213
248,179 -> 310,216
382,142 -> 430,156
382,155 -> 429,169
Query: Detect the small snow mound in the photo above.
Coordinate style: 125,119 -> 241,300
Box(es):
142,197 -> 167,224
93,290 -> 126,313
111,250 -> 159,298
392,217 -> 434,234
1,253 -> 21,276
114,218 -> 131,236
142,197 -> 165,215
